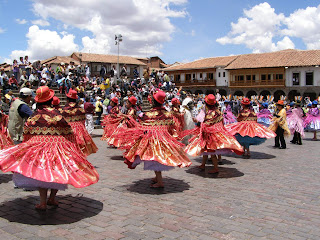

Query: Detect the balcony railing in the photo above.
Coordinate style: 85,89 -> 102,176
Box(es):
174,79 -> 216,87
230,79 -> 285,87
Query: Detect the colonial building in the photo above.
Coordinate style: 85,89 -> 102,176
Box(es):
164,56 -> 238,95
164,49 -> 320,100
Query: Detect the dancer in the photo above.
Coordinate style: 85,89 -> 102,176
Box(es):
226,98 -> 276,157
257,102 -> 272,127
101,97 -> 120,141
0,86 -> 99,210
62,89 -> 98,156
269,100 -> 290,149
288,101 -> 305,145
185,94 -> 243,173
304,100 -> 320,140
120,90 -> 192,188
106,96 -> 138,148
223,100 -> 237,125
52,96 -> 62,111
0,113 -> 13,149
171,98 -> 184,135
180,97 -> 195,144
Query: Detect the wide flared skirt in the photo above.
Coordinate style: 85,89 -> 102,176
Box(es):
0,135 -> 99,188
223,112 -> 237,125
122,128 -> 192,169
0,130 -> 13,150
225,121 -> 276,138
287,118 -> 305,137
107,117 -> 138,148
69,121 -> 98,156
101,115 -> 122,141
304,115 -> 320,131
13,173 -> 68,190
235,134 -> 266,148
184,122 -> 244,157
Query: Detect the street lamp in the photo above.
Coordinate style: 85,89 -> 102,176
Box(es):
115,34 -> 123,80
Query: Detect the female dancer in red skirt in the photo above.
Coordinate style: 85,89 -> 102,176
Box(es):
0,86 -> 99,210
62,89 -> 98,156
225,98 -> 276,158
184,94 -> 243,173
101,97 -> 120,142
120,90 -> 192,188
106,96 -> 139,147
0,112 -> 13,149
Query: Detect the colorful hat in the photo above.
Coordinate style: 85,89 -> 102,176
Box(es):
153,90 -> 166,104
171,98 -> 180,105
128,96 -> 137,105
289,101 -> 295,107
262,102 -> 268,108
312,100 -> 318,105
276,100 -> 284,106
307,103 -> 312,107
66,89 -> 78,99
205,94 -> 216,105
241,98 -> 251,105
52,96 -> 60,105
35,86 -> 55,103
111,97 -> 118,104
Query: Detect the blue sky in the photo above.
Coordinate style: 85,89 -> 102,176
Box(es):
1,0 -> 320,64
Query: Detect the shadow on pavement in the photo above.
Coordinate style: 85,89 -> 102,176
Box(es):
186,166 -> 244,179
110,155 -> 124,161
303,138 -> 319,142
0,174 -> 12,184
193,157 -> 236,165
232,151 -> 276,160
0,194 -> 103,225
124,177 -> 191,195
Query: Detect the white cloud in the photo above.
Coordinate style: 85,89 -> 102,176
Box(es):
216,2 -> 293,53
30,0 -> 188,57
191,30 -> 195,36
31,19 -> 50,26
0,27 -> 4,33
9,25 -> 78,61
15,19 -> 28,24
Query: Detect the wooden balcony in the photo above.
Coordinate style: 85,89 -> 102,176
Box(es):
230,79 -> 285,88
174,79 -> 216,87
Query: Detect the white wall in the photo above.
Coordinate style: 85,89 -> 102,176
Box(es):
286,66 -> 320,87
215,68 -> 229,86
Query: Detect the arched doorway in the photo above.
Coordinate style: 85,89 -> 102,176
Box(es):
205,89 -> 215,95
218,89 -> 227,97
246,90 -> 257,98
274,90 -> 286,101
233,90 -> 244,96
288,90 -> 301,101
260,90 -> 271,99
303,92 -> 317,101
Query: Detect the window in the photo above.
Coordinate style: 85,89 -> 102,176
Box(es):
252,75 -> 256,81
275,74 -> 283,80
292,72 -> 300,86
174,74 -> 181,82
192,74 -> 196,79
268,74 -> 271,80
186,74 -> 191,81
246,75 -> 251,81
208,73 -> 214,80
236,75 -> 244,81
199,73 -> 203,79
306,72 -> 313,85
261,74 -> 266,80
218,72 -> 221,77
223,72 -> 226,77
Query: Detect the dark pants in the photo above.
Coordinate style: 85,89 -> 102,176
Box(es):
95,111 -> 102,125
275,127 -> 286,148
291,131 -> 302,144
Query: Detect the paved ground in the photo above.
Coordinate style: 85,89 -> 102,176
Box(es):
0,130 -> 320,240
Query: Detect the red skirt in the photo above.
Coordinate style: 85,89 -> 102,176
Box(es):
69,121 -> 98,156
0,129 -> 13,150
101,115 -> 123,141
0,135 -> 99,188
107,116 -> 138,147
184,122 -> 244,157
118,126 -> 192,169
225,121 -> 276,138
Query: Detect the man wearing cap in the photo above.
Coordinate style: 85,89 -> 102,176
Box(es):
8,88 -> 33,143
270,100 -> 290,149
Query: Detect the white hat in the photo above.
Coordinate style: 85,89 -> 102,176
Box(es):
96,96 -> 102,100
19,88 -> 33,96
61,62 -> 65,66
182,97 -> 193,106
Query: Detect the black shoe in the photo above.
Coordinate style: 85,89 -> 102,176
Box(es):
298,143 -> 302,145
279,146 -> 286,149
273,145 -> 280,148
290,141 -> 296,144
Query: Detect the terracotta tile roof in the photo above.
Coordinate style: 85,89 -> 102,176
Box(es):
225,49 -> 320,69
41,56 -> 80,65
73,52 -> 146,66
164,56 -> 238,71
